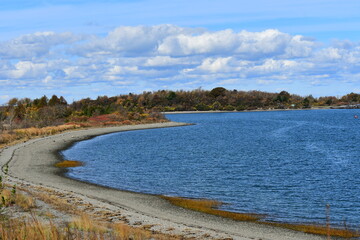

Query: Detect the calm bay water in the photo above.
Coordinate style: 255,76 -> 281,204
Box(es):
62,110 -> 360,227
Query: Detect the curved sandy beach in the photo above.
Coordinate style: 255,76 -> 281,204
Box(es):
0,122 -> 326,240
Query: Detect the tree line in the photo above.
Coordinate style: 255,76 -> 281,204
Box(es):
1,88 -> 359,130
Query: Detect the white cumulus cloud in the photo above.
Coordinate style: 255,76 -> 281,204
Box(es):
1,24 -> 360,101
196,57 -> 234,73
8,61 -> 48,79
158,29 -> 316,59
0,31 -> 80,60
72,25 -> 199,57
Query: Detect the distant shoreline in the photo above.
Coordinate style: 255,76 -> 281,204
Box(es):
0,122 -> 327,240
162,107 -> 331,114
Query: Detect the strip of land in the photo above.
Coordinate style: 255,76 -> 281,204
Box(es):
162,107 -> 332,115
0,122 -> 327,240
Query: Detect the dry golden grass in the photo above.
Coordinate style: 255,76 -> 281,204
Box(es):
0,124 -> 81,147
14,124 -> 80,138
0,189 -> 13,207
69,214 -> 168,239
0,188 -> 36,211
113,223 -> 152,240
34,192 -> 78,215
0,133 -> 17,145
15,192 -> 36,211
0,217 -> 65,240
0,185 -> 185,240
69,214 -> 108,233
161,196 -> 261,222
55,160 -> 83,168
0,214 -> 184,240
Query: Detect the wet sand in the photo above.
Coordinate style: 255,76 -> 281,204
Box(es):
0,122 -> 326,240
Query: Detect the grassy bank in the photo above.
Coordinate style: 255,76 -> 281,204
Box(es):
0,214 -> 182,240
0,183 -> 186,240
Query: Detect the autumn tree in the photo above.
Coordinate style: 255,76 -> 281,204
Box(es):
275,91 -> 291,103
33,95 -> 48,108
48,95 -> 60,106
302,98 -> 311,108
210,87 -> 227,98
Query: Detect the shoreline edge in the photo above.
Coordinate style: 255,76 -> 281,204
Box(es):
0,121 -> 327,240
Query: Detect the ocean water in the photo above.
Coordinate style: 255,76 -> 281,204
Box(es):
62,109 -> 360,227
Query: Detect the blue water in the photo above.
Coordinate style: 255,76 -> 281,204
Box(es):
62,110 -> 360,227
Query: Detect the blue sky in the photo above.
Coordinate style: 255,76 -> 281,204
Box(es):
1,0 -> 360,103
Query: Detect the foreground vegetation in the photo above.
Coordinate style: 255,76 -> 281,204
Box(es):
0,177 -> 185,240
0,214 -> 181,240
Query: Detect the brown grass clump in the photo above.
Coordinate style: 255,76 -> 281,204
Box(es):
113,222 -> 152,240
15,193 -> 36,211
55,160 -> 83,168
0,188 -> 36,211
35,192 -> 77,214
0,133 -> 17,145
69,214 -> 108,233
0,217 -> 64,240
161,196 -> 261,222
0,189 -> 13,207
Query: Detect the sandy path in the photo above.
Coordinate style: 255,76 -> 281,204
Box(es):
0,122 -> 326,240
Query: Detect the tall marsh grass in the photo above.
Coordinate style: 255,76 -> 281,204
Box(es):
0,213 -> 182,240
14,124 -> 80,138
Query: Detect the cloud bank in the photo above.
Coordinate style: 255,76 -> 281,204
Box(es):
1,25 -> 359,102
